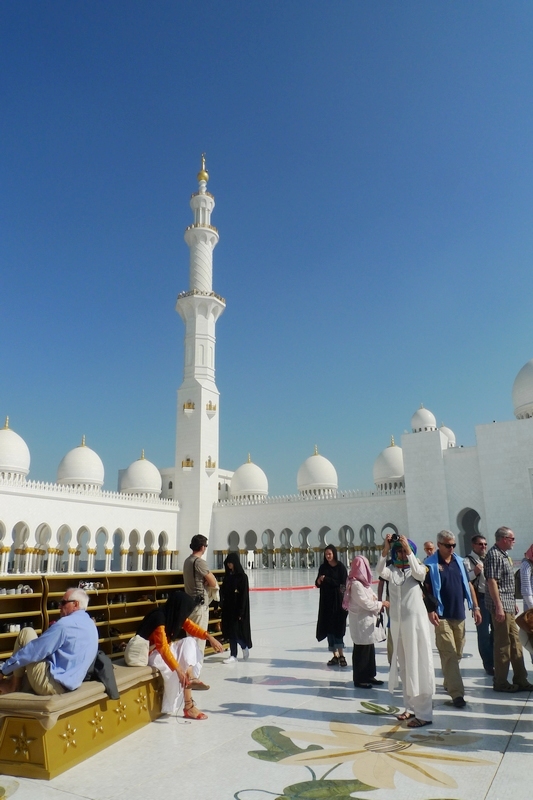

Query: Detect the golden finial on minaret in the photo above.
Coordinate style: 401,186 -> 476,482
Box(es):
314,445 -> 318,456
197,153 -> 209,183
247,453 -> 251,463
81,435 -> 86,447
3,416 -> 9,430
390,435 -> 395,447
141,449 -> 145,460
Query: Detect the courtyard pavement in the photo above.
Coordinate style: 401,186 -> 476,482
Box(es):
2,568 -> 532,800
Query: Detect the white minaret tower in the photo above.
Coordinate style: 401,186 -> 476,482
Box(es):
174,156 -> 225,555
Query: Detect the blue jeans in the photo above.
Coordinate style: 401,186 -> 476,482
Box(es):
229,638 -> 248,657
477,594 -> 494,671
327,634 -> 345,652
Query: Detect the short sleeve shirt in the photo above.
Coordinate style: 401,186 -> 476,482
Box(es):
484,544 -> 515,613
183,554 -> 210,604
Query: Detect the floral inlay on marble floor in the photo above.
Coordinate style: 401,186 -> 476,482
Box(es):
235,702 -> 494,799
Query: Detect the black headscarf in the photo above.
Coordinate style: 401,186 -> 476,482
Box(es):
137,590 -> 196,642
224,552 -> 245,576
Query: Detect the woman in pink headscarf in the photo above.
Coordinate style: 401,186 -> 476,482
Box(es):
344,556 -> 389,688
520,544 -> 533,610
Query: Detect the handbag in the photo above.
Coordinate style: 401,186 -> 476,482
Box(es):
124,634 -> 150,667
375,610 -> 387,643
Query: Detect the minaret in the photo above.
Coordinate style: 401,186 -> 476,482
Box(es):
174,156 -> 225,554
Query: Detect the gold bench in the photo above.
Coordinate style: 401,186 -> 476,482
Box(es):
0,663 -> 162,780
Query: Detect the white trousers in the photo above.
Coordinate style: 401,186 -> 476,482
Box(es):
148,637 -> 202,714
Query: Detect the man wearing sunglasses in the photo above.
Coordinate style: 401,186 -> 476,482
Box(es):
485,527 -> 533,693
424,530 -> 481,708
0,588 -> 98,695
464,535 -> 494,676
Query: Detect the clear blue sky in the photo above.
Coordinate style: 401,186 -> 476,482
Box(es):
1,1 -> 533,495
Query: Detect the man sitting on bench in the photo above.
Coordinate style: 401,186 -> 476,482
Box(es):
0,587 -> 98,695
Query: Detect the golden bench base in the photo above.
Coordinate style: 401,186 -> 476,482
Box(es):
0,676 -> 162,780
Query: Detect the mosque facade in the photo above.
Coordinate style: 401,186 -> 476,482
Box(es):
2,162 -> 533,575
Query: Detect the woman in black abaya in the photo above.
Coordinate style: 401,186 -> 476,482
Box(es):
220,553 -> 253,663
315,544 -> 348,666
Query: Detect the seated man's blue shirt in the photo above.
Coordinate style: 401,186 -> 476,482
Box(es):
2,610 -> 98,691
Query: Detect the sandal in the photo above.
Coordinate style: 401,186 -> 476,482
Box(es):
396,711 -> 415,721
338,656 -> 348,667
183,700 -> 208,720
188,679 -> 210,691
406,718 -> 432,728
327,655 -> 339,666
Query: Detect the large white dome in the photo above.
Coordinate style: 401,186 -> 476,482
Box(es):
411,404 -> 437,432
297,448 -> 338,495
120,452 -> 162,496
0,418 -> 30,477
57,437 -> 104,488
230,457 -> 268,497
373,437 -> 404,488
513,359 -> 533,419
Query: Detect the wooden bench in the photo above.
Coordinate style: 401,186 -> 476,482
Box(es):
0,663 -> 162,779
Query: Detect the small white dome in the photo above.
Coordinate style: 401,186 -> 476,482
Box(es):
373,437 -> 404,486
411,404 -> 437,432
297,448 -> 338,494
57,437 -> 104,488
0,418 -> 30,477
439,424 -> 456,447
120,452 -> 162,496
230,457 -> 268,497
513,359 -> 533,419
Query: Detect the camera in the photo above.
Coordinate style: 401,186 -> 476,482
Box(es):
389,532 -> 400,543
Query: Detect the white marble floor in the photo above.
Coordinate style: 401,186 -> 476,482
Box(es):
3,569 -> 532,800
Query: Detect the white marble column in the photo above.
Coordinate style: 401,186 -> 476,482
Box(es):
86,548 -> 96,573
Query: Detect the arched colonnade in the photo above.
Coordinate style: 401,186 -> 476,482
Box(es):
214,522 -> 400,570
0,520 -> 177,575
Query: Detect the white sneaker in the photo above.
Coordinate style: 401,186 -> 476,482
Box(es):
242,647 -> 250,660
223,655 -> 237,664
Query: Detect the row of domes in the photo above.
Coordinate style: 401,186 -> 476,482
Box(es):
0,420 -> 161,495
230,448 -> 338,498
4,357 -> 533,496
230,406 -> 458,496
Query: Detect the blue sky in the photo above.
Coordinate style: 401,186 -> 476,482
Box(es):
1,1 -> 533,495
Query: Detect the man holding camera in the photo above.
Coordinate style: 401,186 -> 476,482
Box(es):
183,535 -> 218,655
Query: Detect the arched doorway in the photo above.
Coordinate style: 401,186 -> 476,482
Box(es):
457,508 -> 482,557
228,531 -> 240,552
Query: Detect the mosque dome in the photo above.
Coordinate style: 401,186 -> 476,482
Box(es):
373,437 -> 404,489
512,359 -> 533,419
57,437 -> 104,488
230,456 -> 268,498
120,452 -> 162,496
0,418 -> 30,478
297,447 -> 338,496
439,424 -> 456,448
411,404 -> 437,433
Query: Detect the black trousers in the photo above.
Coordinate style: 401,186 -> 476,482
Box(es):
352,643 -> 376,685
